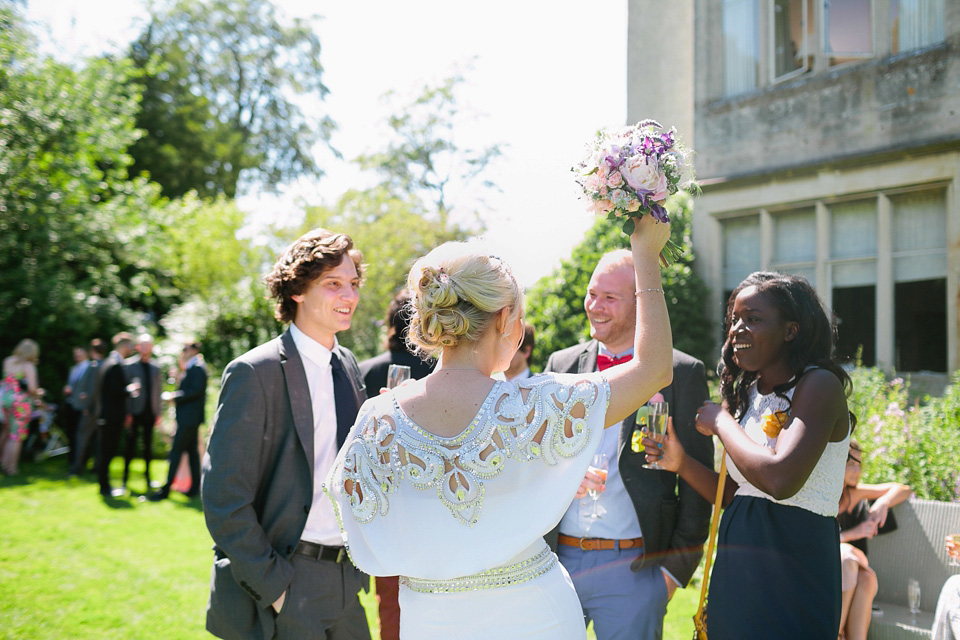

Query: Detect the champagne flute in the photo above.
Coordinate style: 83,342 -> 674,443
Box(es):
907,578 -> 921,618
948,533 -> 960,567
386,364 -> 411,389
641,401 -> 669,470
587,453 -> 609,520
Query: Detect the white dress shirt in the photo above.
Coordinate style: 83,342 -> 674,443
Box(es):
290,323 -> 343,546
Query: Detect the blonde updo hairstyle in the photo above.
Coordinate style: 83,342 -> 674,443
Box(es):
406,243 -> 523,357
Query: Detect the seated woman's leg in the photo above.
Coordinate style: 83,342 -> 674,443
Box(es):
845,565 -> 878,640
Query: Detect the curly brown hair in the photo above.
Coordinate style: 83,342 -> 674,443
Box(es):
264,229 -> 364,324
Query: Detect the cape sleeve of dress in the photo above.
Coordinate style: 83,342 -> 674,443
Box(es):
324,371 -> 610,580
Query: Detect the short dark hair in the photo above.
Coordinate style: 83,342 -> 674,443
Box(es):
264,228 -> 364,324
112,332 -> 134,349
385,290 -> 414,352
89,338 -> 108,357
519,322 -> 535,359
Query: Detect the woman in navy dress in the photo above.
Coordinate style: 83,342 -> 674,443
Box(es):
647,272 -> 854,639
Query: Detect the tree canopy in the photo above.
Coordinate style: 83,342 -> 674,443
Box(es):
127,0 -> 335,198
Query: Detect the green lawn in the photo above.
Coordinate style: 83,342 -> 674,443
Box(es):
0,455 -> 697,639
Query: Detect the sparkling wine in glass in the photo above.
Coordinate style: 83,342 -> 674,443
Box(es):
587,453 -> 609,520
948,534 -> 960,567
641,401 -> 669,470
386,364 -> 411,389
907,578 -> 921,617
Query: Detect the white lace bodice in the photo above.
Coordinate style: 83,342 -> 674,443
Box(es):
324,372 -> 610,580
727,379 -> 849,518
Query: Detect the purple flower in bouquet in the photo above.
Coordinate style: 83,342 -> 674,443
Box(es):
573,119 -> 695,264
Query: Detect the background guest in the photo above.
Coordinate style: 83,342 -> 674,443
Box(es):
837,440 -> 912,640
150,342 -> 206,500
358,289 -> 434,395
123,333 -> 162,492
61,345 -> 90,464
504,322 -> 535,382
1,339 -> 41,475
933,534 -> 960,640
69,339 -> 107,478
97,332 -> 136,497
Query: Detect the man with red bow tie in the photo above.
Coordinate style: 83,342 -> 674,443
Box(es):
543,249 -> 714,640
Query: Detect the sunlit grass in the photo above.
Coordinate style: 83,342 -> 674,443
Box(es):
0,454 -> 695,639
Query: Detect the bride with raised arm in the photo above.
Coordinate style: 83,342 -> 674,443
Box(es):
325,213 -> 672,639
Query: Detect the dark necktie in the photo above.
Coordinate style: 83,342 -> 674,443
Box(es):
596,353 -> 633,371
330,352 -> 358,449
140,361 -> 152,414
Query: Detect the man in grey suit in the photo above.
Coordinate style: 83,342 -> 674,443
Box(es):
201,229 -> 371,640
123,334 -> 162,491
543,249 -> 714,640
68,338 -> 107,477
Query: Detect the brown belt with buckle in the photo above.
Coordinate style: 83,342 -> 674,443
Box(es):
557,534 -> 644,551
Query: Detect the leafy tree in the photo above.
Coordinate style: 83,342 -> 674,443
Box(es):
525,192 -> 715,371
0,8 -> 174,392
151,194 -> 282,369
355,71 -> 502,220
127,0 -> 335,198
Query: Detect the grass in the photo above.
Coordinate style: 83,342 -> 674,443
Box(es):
0,454 -> 697,639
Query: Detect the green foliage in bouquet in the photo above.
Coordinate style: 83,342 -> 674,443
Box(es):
526,191 -> 714,371
849,367 -> 960,501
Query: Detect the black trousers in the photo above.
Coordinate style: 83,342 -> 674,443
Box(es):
163,421 -> 200,494
123,411 -> 155,485
97,420 -> 124,494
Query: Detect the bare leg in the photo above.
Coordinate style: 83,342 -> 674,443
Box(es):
1,436 -> 22,475
845,567 -> 878,640
839,556 -> 859,635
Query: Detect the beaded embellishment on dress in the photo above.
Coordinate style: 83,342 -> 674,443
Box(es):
337,377 -> 609,527
399,544 -> 557,593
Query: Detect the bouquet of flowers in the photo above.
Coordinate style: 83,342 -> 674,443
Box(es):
573,119 -> 694,263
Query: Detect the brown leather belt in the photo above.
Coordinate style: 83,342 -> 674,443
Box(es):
557,534 -> 644,551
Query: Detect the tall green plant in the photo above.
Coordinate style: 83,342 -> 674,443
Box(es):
849,367 -> 960,501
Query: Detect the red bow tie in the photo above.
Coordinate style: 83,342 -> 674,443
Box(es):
596,353 -> 632,371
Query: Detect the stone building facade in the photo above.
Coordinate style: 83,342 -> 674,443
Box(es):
629,0 -> 960,376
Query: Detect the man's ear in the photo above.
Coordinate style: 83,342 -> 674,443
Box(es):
785,321 -> 799,342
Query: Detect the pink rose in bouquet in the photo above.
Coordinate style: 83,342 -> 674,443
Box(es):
621,156 -> 669,202
573,120 -> 695,264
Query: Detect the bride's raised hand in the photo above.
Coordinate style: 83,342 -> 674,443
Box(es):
629,212 -> 671,260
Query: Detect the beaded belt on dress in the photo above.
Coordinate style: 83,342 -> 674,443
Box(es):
399,546 -> 556,593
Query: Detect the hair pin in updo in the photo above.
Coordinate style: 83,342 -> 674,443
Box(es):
438,267 -> 450,284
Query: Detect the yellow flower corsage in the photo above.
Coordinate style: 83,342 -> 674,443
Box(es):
761,410 -> 788,438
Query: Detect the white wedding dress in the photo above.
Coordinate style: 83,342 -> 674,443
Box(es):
325,372 -> 610,640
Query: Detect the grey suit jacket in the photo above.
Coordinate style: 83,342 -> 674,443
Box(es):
124,356 -> 162,417
543,343 -> 714,587
201,330 -> 366,640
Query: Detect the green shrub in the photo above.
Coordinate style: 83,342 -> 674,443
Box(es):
849,367 -> 960,502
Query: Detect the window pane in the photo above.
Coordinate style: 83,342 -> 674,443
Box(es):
723,217 -> 761,291
833,285 -> 875,366
773,0 -> 811,78
773,208 -> 816,264
830,200 -> 876,259
892,0 -> 945,54
723,0 -> 759,95
895,278 -> 946,372
824,0 -> 872,58
891,190 -> 947,282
